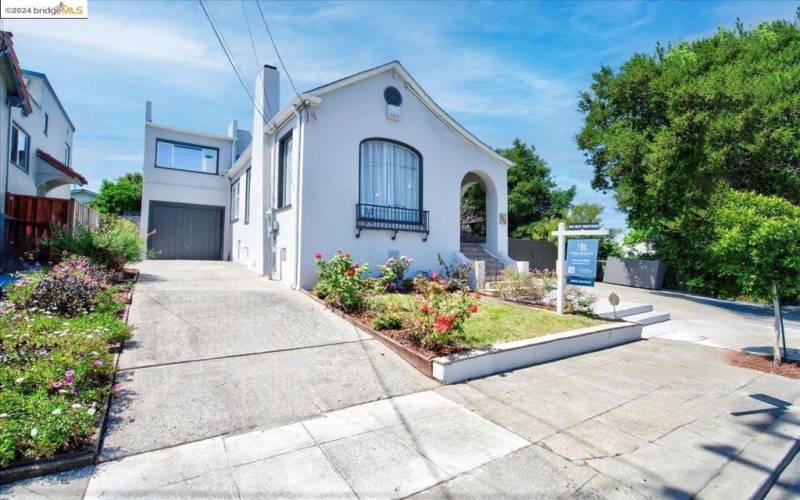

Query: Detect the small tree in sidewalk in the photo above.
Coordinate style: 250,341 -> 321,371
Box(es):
704,188 -> 800,365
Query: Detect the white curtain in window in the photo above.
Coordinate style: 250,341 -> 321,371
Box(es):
360,141 -> 419,211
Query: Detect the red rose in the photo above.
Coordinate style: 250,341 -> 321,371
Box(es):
434,315 -> 455,333
421,304 -> 429,314
469,304 -> 478,314
314,252 -> 322,260
472,292 -> 481,300
346,269 -> 355,277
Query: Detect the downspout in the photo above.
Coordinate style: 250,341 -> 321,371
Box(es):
264,131 -> 276,280
292,104 -> 305,289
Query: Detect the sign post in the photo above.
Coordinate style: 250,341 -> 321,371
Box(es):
551,223 -> 609,314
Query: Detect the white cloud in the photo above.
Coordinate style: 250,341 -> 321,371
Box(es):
6,13 -> 225,70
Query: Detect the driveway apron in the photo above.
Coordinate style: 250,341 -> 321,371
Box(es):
100,260 -> 437,460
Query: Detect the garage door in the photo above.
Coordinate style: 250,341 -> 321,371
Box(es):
147,201 -> 224,260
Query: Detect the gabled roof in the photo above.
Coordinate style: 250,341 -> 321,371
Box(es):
304,61 -> 513,168
0,31 -> 33,115
22,69 -> 76,132
37,150 -> 87,185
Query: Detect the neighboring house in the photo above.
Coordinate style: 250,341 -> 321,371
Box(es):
0,31 -> 33,253
142,61 -> 515,289
6,68 -> 87,199
70,187 -> 97,205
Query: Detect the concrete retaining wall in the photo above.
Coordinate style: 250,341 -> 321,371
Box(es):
432,322 -> 642,384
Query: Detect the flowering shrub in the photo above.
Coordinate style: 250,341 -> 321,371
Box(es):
496,268 -> 547,304
7,257 -> 115,317
564,286 -> 597,315
375,256 -> 413,292
0,275 -> 130,467
314,251 -> 370,312
409,275 -> 479,349
47,216 -> 142,271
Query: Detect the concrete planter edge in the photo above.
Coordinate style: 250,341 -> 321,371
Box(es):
431,321 -> 643,384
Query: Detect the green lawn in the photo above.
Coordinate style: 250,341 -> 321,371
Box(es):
369,293 -> 606,348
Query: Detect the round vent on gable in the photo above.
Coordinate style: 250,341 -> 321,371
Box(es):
383,86 -> 402,106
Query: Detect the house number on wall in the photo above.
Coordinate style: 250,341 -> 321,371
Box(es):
499,213 -> 508,225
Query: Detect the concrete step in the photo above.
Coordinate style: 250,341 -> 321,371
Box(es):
622,310 -> 671,326
593,301 -> 653,319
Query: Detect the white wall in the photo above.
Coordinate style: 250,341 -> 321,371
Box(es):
7,73 -> 75,198
270,120 -> 298,286
296,70 -> 508,289
140,123 -> 234,258
0,79 -> 9,213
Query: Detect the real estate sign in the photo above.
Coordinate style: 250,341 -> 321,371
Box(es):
566,239 -> 599,286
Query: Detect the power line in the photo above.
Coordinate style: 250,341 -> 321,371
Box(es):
198,0 -> 270,123
240,0 -> 274,117
255,0 -> 300,100
241,0 -> 260,65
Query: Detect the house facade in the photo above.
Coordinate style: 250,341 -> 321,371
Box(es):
6,69 -> 86,199
141,61 -> 516,289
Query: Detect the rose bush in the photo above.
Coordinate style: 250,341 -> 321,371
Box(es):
314,251 -> 370,312
409,275 -> 479,349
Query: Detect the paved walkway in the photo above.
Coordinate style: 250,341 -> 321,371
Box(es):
3,261 -> 799,498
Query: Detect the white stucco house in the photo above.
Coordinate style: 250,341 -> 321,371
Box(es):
141,61 -> 516,289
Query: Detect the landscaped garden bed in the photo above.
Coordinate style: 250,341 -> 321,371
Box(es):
0,217 -> 142,482
310,251 -> 641,383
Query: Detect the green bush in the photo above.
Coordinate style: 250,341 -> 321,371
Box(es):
372,312 -> 403,331
47,217 -> 142,271
313,251 -> 370,312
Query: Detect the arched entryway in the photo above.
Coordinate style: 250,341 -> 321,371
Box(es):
460,171 -> 503,281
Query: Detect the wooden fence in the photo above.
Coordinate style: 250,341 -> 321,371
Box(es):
2,193 -> 103,264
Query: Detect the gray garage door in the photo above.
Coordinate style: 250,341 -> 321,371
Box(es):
147,201 -> 224,260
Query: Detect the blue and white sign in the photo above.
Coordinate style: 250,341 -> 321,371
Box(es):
566,239 -> 599,287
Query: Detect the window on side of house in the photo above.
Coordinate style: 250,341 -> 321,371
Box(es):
64,143 -> 71,166
230,180 -> 240,222
359,139 -> 421,221
10,123 -> 30,173
44,113 -> 49,135
244,167 -> 251,224
277,132 -> 293,208
155,139 -> 219,174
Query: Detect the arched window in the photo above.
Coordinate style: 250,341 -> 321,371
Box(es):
359,139 -> 421,218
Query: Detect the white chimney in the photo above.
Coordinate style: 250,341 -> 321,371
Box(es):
145,101 -> 152,122
260,64 -> 280,122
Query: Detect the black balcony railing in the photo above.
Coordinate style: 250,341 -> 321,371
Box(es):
356,203 -> 429,241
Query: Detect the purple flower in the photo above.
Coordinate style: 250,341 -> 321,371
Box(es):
92,359 -> 104,367
64,369 -> 75,378
64,378 -> 74,386
52,381 -> 63,389
113,383 -> 122,393
71,387 -> 79,396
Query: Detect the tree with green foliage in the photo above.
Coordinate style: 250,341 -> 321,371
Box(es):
529,202 -> 622,259
461,139 -> 575,238
91,173 -> 142,216
703,189 -> 799,363
576,16 -> 800,294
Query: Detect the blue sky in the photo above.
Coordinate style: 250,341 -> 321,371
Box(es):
4,0 -> 797,231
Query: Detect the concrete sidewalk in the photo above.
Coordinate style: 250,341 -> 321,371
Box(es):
3,262 -> 799,498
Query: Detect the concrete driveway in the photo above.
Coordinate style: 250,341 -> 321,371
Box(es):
594,282 -> 800,360
3,261 -> 799,499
